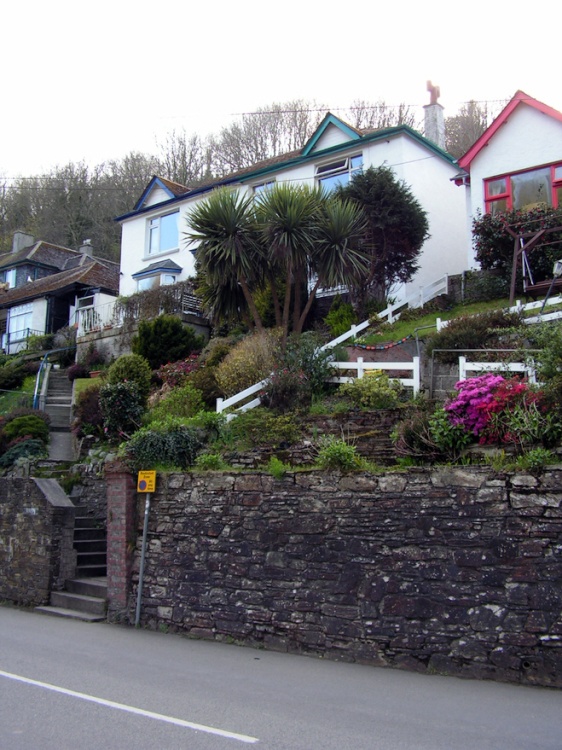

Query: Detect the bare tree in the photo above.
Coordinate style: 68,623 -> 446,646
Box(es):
445,100 -> 505,159
157,130 -> 214,186
344,99 -> 421,131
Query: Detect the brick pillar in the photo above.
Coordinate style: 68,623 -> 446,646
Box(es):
105,461 -> 137,622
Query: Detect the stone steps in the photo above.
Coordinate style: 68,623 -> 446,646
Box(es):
35,577 -> 107,622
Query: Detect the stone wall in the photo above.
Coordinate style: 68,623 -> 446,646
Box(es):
124,467 -> 562,688
0,478 -> 76,605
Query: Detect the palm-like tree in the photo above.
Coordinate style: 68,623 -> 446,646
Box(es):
186,188 -> 265,331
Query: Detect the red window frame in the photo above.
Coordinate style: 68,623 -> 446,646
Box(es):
485,162 -> 562,213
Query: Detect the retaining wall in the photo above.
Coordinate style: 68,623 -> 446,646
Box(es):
0,478 -> 76,605
115,466 -> 562,688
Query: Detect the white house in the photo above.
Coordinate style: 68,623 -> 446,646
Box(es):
117,110 -> 468,307
456,90 -> 562,269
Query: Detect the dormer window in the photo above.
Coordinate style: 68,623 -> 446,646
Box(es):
316,154 -> 363,191
147,211 -> 179,255
2,268 -> 16,288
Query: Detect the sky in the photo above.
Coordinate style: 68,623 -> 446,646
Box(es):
1,0 -> 560,180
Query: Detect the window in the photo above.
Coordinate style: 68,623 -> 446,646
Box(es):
253,181 -> 275,194
147,211 -> 179,255
9,302 -> 33,341
316,154 -> 363,191
76,296 -> 94,309
137,273 -> 177,292
1,268 -> 16,288
485,164 -> 562,215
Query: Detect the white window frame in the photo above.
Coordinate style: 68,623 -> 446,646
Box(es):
136,273 -> 177,292
146,211 -> 179,257
315,154 -> 363,191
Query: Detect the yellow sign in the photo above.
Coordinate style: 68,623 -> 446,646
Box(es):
137,471 -> 156,493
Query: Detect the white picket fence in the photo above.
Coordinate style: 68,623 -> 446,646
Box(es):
458,356 -> 537,384
328,357 -> 420,394
215,275 -> 449,417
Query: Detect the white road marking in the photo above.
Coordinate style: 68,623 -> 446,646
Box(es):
0,669 -> 258,744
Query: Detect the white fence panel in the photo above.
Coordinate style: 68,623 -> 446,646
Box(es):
458,356 -> 537,384
328,357 -> 420,395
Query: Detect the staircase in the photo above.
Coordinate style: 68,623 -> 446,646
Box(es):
44,368 -> 75,461
35,508 -> 107,621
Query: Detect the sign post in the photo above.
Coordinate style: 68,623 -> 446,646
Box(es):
135,471 -> 156,627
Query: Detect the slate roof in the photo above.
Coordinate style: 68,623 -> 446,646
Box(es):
0,239 -> 114,273
132,259 -> 183,277
0,259 -> 119,309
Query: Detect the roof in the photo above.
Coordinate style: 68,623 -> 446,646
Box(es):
0,239 -> 116,273
0,259 -> 119,309
458,91 -> 562,171
117,117 -> 457,223
132,259 -> 183,278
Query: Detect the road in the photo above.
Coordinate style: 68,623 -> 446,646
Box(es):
0,606 -> 561,749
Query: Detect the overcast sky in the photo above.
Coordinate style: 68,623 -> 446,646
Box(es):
1,0 -> 559,179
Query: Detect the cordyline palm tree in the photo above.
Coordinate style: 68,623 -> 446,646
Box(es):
186,188 -> 266,331
257,183 -> 369,338
187,183 -> 369,343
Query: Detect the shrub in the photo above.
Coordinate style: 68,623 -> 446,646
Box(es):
72,385 -> 104,439
339,371 -> 404,409
283,332 -> 334,395
99,382 -> 145,442
194,452 -> 229,471
444,373 -> 506,437
428,407 -> 472,458
4,407 -> 50,426
132,315 -> 204,370
0,438 -> 47,469
147,383 -> 205,423
424,309 -> 521,363
79,343 -> 107,369
324,296 -> 357,337
391,408 -> 445,463
215,330 -> 282,397
106,354 -> 152,404
123,424 -> 200,470
473,205 -> 562,282
315,435 -> 364,471
67,363 -> 90,381
156,355 -> 200,388
201,338 -> 234,367
261,368 -> 310,412
223,409 -> 300,450
0,365 -> 27,391
3,415 -> 49,445
187,366 -> 222,409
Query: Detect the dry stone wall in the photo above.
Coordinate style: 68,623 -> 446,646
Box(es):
129,467 -> 562,688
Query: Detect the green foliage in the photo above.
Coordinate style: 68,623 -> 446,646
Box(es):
428,407 -> 472,458
215,330 -> 282,397
486,398 -> 562,450
4,407 -> 50,426
0,438 -> 47,469
187,366 -> 221,409
261,368 -> 310,412
67,363 -> 90,381
201,338 -> 234,367
424,309 -> 521,363
315,435 -> 364,471
267,455 -> 291,479
106,354 -> 152,404
336,166 -> 429,312
0,365 -> 27,391
222,409 -> 300,450
72,384 -> 104,439
461,270 -> 510,303
122,424 -> 200,471
472,206 -> 562,284
3,415 -> 49,445
324,296 -> 357,337
148,383 -> 205,423
99,382 -> 145,442
522,322 -> 562,381
515,447 -> 556,474
132,315 -> 204,370
339,371 -> 404,409
25,333 -> 54,352
194,452 -> 230,471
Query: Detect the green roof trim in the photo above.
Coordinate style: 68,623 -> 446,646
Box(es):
301,113 -> 361,156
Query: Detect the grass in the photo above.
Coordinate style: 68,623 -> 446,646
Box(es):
359,298 -> 512,346
0,376 -> 36,415
73,376 -> 103,399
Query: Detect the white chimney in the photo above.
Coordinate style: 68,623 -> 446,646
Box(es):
12,231 -> 34,254
424,81 -> 446,150
80,239 -> 93,257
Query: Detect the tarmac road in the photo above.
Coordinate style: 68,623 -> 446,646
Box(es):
1,606 -> 561,750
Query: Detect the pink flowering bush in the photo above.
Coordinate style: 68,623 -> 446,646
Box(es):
445,374 -> 505,438
156,355 -> 200,388
445,374 -> 559,448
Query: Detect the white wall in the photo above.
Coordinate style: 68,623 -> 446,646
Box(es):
119,133 -> 469,304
